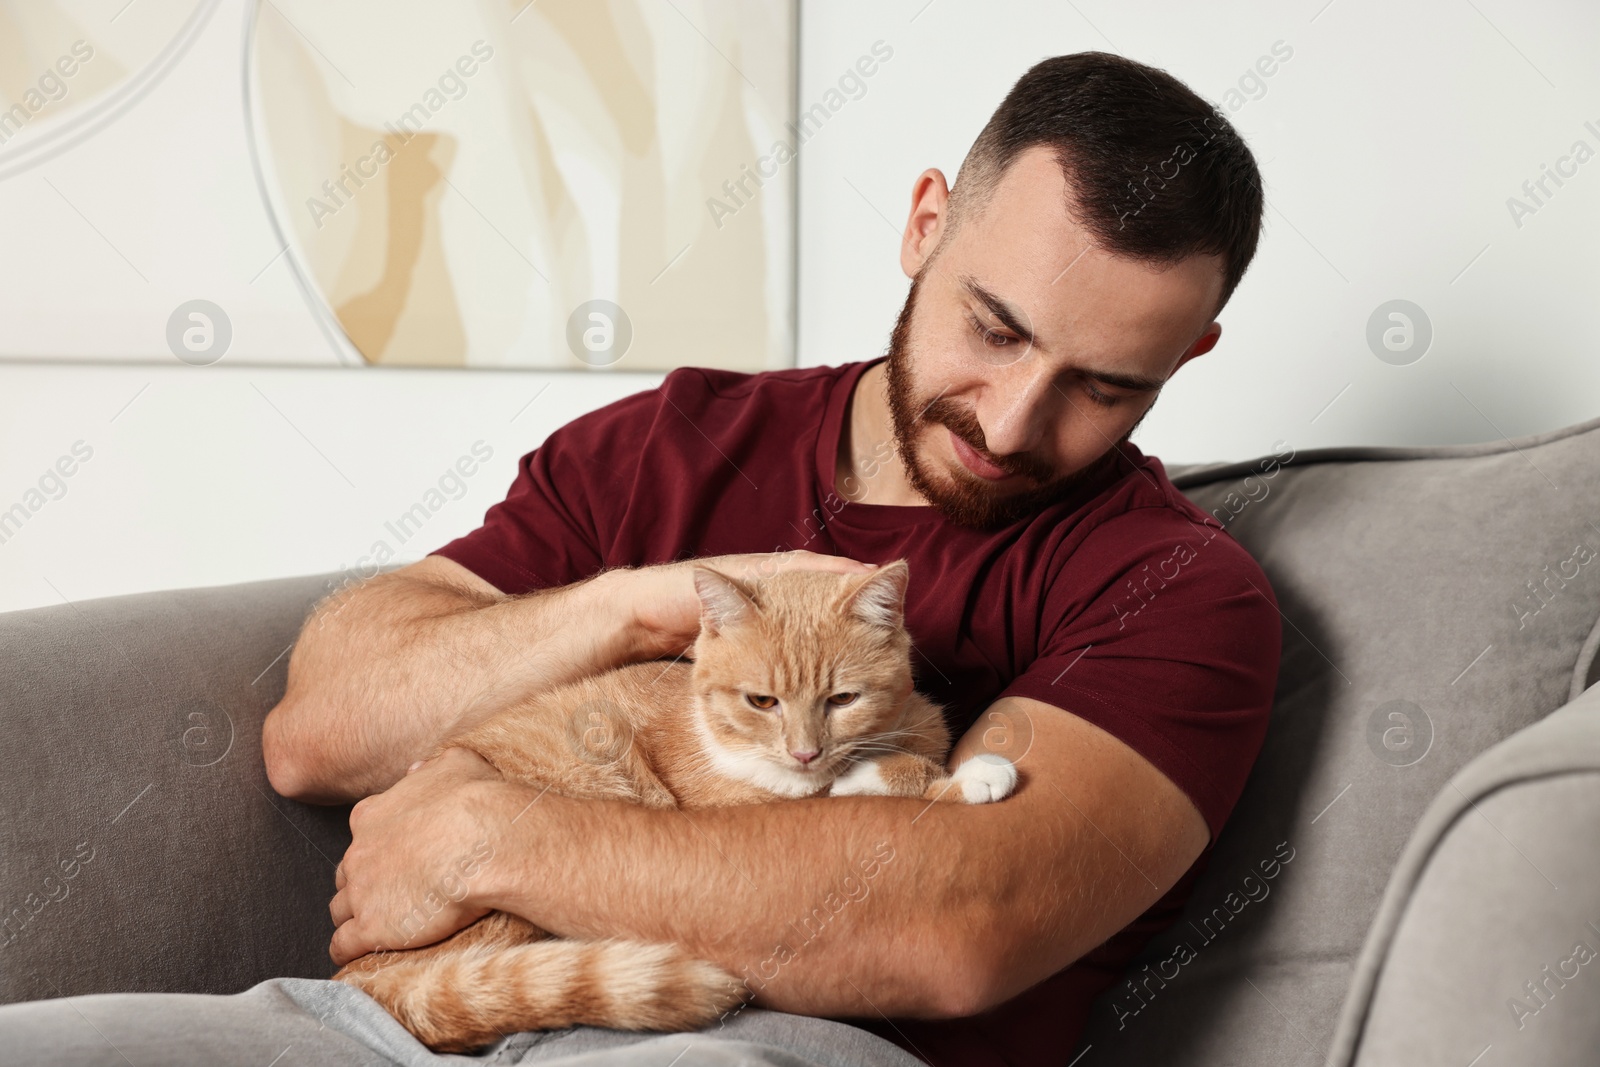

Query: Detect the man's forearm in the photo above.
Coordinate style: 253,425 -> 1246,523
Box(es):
330,695 -> 1204,1021
473,783 -> 1033,1019
264,563 -> 639,805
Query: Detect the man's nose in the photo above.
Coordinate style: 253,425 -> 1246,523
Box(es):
980,361 -> 1057,457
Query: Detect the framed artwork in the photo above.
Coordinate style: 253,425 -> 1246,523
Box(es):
0,1 -> 220,182
246,0 -> 798,371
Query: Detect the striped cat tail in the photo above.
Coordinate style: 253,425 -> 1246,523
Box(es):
340,937 -> 747,1053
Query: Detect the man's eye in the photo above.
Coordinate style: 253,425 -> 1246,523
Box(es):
746,694 -> 779,711
969,314 -> 1016,348
1083,382 -> 1121,408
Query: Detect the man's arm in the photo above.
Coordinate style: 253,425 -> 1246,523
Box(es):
456,695 -> 1208,1018
264,550 -> 876,806
262,556 -> 639,805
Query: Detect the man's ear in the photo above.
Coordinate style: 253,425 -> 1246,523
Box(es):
900,168 -> 951,279
1174,322 -> 1222,372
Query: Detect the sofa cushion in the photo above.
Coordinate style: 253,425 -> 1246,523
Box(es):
1073,416 -> 1600,1064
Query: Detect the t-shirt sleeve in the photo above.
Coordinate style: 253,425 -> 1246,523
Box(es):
997,508 -> 1282,846
430,387 -> 660,595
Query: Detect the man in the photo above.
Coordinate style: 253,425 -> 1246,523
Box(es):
0,52 -> 1278,1067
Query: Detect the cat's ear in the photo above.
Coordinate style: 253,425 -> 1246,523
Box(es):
694,566 -> 757,634
844,559 -> 910,630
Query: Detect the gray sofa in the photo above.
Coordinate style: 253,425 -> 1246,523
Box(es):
3,416 -> 1598,1066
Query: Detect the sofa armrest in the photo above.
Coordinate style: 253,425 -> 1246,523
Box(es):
1328,682 -> 1600,1066
0,574 -> 350,1004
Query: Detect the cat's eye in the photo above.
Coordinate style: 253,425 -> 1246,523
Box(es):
745,694 -> 779,711
826,692 -> 859,708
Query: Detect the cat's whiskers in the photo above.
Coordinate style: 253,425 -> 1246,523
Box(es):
837,736 -> 920,756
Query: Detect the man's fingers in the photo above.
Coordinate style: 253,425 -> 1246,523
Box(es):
334,861 -> 346,890
328,911 -> 381,968
329,922 -> 357,967
798,551 -> 877,572
746,551 -> 877,580
329,888 -> 352,927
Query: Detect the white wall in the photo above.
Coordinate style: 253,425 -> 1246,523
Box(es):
2,0 -> 1597,613
796,0 -> 1600,458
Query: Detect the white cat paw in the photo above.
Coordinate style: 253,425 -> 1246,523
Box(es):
829,761 -> 891,797
951,754 -> 1017,803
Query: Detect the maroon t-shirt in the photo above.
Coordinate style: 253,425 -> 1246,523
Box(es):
433,357 -> 1281,1067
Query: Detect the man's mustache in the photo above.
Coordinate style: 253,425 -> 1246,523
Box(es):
921,399 -> 1055,482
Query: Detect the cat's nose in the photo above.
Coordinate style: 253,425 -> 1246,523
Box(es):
790,748 -> 820,765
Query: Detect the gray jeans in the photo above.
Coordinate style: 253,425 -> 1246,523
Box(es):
0,978 -> 925,1067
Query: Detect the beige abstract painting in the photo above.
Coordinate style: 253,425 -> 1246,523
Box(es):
0,0 -> 219,182
247,0 -> 797,371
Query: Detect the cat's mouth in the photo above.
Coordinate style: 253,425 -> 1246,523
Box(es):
779,753 -> 839,778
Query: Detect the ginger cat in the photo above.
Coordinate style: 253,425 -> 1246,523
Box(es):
334,559 -> 1018,1052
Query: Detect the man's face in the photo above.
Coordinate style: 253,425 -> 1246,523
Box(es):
882,146 -> 1225,529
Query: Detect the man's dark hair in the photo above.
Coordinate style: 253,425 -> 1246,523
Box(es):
946,52 -> 1264,313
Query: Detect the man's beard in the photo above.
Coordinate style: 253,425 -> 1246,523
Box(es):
879,270 -> 1139,530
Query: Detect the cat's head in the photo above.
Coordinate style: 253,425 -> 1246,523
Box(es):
688,560 -> 918,797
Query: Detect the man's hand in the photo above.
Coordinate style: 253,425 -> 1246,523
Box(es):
328,747 -> 510,966
618,550 -> 879,658
466,696 -> 1210,1018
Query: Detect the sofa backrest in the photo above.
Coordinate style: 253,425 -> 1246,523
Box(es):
1074,416 -> 1600,1063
